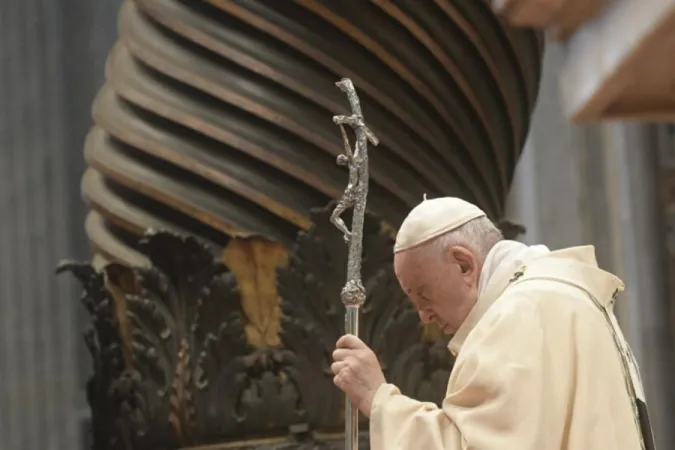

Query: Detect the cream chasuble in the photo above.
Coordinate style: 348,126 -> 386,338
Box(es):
370,244 -> 655,450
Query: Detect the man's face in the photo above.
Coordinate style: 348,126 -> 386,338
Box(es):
394,245 -> 480,334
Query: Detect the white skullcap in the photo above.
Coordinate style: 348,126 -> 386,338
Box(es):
394,196 -> 486,253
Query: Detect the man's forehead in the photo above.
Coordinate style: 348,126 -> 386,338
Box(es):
395,251 -> 426,289
395,247 -> 427,270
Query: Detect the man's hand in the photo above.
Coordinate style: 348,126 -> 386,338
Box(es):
331,334 -> 386,417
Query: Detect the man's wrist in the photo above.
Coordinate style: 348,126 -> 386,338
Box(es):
366,383 -> 400,418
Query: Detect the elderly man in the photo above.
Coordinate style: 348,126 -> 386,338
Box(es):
331,196 -> 655,449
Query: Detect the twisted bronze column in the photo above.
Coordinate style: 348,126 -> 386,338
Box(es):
82,0 -> 543,268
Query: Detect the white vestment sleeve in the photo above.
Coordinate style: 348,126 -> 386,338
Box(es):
370,295 -> 549,450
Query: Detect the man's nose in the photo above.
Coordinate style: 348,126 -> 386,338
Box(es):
419,310 -> 433,324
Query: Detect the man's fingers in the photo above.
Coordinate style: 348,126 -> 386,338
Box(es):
332,348 -> 351,361
333,364 -> 352,389
333,373 -> 346,389
331,360 -> 349,375
336,333 -> 366,350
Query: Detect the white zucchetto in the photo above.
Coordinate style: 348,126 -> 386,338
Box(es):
394,196 -> 486,253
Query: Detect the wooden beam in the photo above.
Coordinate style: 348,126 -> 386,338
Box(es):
560,0 -> 675,123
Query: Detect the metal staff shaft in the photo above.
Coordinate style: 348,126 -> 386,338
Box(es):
330,78 -> 379,450
344,305 -> 360,450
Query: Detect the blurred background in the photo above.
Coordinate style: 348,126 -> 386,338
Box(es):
1,1 -> 674,449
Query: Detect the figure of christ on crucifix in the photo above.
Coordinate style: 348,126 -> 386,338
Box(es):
330,120 -> 378,243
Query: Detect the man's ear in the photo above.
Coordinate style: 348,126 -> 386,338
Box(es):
450,246 -> 476,276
